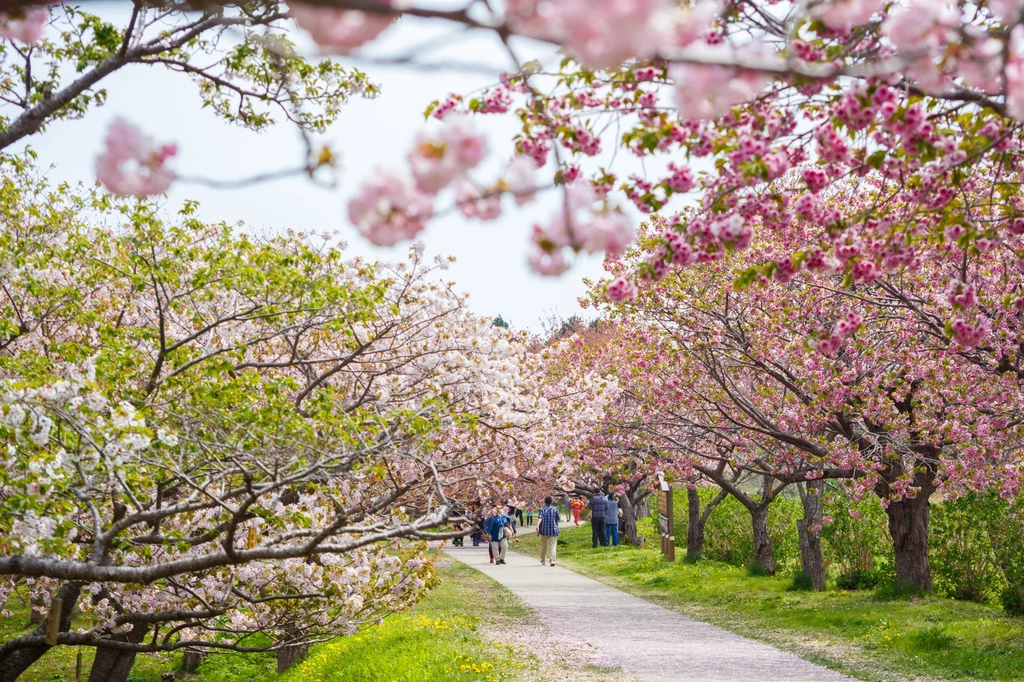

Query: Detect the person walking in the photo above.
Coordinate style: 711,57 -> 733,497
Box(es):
537,496 -> 561,566
604,491 -> 620,547
589,491 -> 608,548
569,498 -> 585,526
486,508 -> 513,564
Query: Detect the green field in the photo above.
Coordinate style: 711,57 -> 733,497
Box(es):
4,556 -> 613,682
516,523 -> 1024,682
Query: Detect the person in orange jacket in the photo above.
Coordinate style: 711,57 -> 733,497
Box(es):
569,497 -> 585,526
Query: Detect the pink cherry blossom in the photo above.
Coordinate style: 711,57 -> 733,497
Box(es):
812,0 -> 883,32
555,0 -> 674,69
1006,26 -> 1024,121
347,170 -> 434,246
505,156 -> 538,206
289,1 -> 397,54
577,210 -> 636,257
671,62 -> 773,121
527,244 -> 571,277
950,314 -> 991,347
882,0 -> 958,54
408,116 -> 487,194
455,181 -> 502,221
0,5 -> 49,44
606,277 -> 638,302
946,280 -> 978,309
95,118 -> 178,197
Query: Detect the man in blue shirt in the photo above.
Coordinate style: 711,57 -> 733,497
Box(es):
486,509 -> 513,564
589,491 -> 608,548
536,496 -> 561,566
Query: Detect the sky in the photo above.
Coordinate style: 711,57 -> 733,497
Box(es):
16,1 -> 639,331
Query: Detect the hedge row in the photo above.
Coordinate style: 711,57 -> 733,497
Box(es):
662,487 -> 1024,614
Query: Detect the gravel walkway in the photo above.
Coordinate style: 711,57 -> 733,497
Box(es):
446,544 -> 854,682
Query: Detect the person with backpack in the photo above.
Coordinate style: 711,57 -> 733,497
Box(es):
486,508 -> 513,564
536,496 -> 561,566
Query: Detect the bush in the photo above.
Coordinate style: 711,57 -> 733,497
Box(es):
835,569 -> 884,591
930,494 -> 1005,603
788,571 -> 814,591
821,489 -> 891,579
973,493 -> 1024,616
671,488 -> 802,572
1002,585 -> 1024,617
746,560 -> 772,577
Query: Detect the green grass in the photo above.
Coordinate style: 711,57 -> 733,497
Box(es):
517,523 -> 1024,682
4,557 -> 550,682
0,598 -> 173,682
191,556 -> 549,682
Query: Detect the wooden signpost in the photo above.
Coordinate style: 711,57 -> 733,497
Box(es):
44,596 -> 63,646
657,477 -> 675,561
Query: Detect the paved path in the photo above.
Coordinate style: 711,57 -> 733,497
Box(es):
446,545 -> 853,682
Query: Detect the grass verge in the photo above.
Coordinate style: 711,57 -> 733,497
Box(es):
4,556 -> 579,682
516,523 -> 1024,682
192,553 -> 599,682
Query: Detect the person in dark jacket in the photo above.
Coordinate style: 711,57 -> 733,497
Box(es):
589,491 -> 608,548
604,492 -> 620,546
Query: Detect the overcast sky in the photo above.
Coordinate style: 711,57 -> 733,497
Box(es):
19,2 -> 673,331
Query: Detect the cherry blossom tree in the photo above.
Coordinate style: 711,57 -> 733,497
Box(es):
582,215 -> 1024,589
0,163 -> 577,681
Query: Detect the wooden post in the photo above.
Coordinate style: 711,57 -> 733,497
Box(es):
75,649 -> 83,681
657,478 -> 675,562
44,596 -> 63,646
247,526 -> 257,549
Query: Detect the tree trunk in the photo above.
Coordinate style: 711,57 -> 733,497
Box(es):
182,650 -> 205,673
635,495 -> 649,520
0,582 -> 82,682
751,506 -> 775,575
686,487 -> 704,560
28,599 -> 46,626
796,480 -> 826,591
619,493 -> 642,546
276,623 -> 308,674
885,493 -> 933,591
86,623 -> 149,682
276,642 -> 308,674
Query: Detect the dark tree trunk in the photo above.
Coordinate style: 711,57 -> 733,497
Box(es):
276,642 -> 308,674
796,480 -> 826,591
276,623 -> 308,674
751,506 -> 775,575
86,623 -> 149,682
635,495 -> 649,521
0,582 -> 82,682
619,493 -> 642,546
28,599 -> 46,626
686,485 -> 728,561
181,650 -> 205,673
686,487 -> 704,560
884,493 -> 933,591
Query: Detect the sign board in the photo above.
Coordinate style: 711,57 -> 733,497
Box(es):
657,477 -> 675,561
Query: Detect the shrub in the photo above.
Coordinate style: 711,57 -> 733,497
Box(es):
672,488 -> 802,572
930,494 -> 1005,603
746,560 -> 772,577
788,571 -> 814,591
835,569 -> 883,591
821,488 -> 891,580
973,493 -> 1024,617
1002,585 -> 1024,617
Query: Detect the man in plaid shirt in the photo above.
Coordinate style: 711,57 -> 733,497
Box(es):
537,496 -> 560,566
